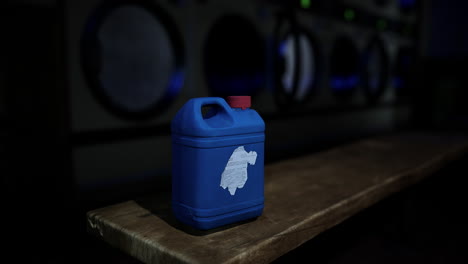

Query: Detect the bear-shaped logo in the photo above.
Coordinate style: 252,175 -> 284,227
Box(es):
220,146 -> 257,195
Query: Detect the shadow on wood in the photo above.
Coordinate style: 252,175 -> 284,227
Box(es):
133,192 -> 258,236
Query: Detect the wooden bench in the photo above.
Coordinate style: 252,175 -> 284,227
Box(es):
87,132 -> 468,263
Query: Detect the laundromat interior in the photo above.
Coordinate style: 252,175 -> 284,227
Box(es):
3,0 -> 468,263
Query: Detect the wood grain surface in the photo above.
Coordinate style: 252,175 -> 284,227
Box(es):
87,132 -> 468,264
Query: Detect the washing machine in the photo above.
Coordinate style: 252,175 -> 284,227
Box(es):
246,0 -> 420,162
269,3 -> 416,111
64,0 -> 191,197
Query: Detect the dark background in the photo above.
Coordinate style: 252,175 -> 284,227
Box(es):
2,0 -> 468,263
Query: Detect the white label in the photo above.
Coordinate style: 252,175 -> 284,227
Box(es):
220,146 -> 257,195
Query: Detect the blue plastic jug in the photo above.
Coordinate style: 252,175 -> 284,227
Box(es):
171,96 -> 265,230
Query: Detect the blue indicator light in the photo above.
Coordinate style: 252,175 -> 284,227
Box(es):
393,76 -> 404,89
168,69 -> 185,97
278,41 -> 288,57
331,75 -> 359,91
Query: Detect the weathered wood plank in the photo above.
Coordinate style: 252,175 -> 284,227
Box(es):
87,132 -> 468,264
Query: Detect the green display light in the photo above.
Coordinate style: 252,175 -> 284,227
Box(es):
344,9 -> 355,21
377,19 -> 387,30
300,0 -> 311,9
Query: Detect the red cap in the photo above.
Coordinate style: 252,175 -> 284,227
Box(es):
226,96 -> 251,110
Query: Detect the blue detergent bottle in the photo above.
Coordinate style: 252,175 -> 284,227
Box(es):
171,96 -> 265,230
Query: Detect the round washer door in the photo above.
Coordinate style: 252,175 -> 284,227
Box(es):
273,15 -> 320,108
361,36 -> 389,103
393,46 -> 414,98
81,1 -> 184,120
330,36 -> 360,101
203,14 -> 266,97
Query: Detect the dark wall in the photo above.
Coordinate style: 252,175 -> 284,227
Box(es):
413,0 -> 468,129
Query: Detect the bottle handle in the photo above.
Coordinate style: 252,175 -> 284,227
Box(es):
193,97 -> 234,121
